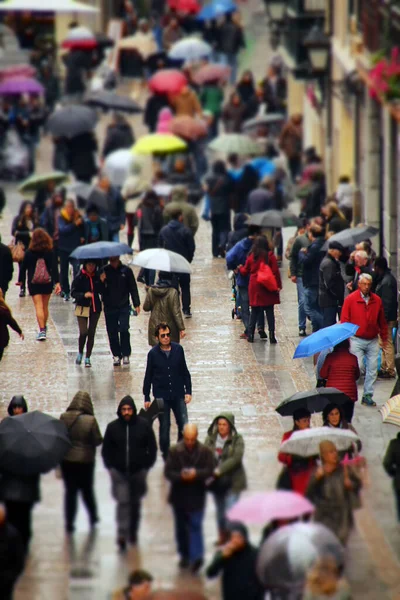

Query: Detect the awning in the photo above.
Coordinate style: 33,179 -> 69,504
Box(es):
0,0 -> 98,12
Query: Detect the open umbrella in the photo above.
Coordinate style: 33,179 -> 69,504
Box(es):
168,0 -> 200,13
293,322 -> 359,358
0,411 -> 71,476
275,388 -> 353,417
227,491 -> 314,525
104,149 -> 135,187
321,225 -> 379,251
197,0 -> 237,20
380,394 -> 400,426
0,76 -> 43,95
209,133 -> 261,156
84,90 -> 142,113
65,181 -> 93,201
242,112 -> 286,135
246,209 -> 299,228
0,64 -> 36,80
168,38 -> 212,62
0,0 -> 98,12
18,171 -> 68,193
279,427 -> 360,458
257,522 -> 344,592
192,63 -> 231,85
46,106 -> 97,138
169,116 -> 208,140
62,25 -> 97,50
132,134 -> 187,155
70,241 -> 133,261
132,248 -> 191,273
149,69 -> 187,95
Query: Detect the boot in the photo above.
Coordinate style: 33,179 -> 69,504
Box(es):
269,331 -> 277,344
127,233 -> 134,248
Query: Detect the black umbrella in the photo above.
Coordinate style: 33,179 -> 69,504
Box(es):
322,225 -> 379,251
95,32 -> 115,48
84,90 -> 142,114
0,411 -> 71,476
246,209 -> 299,229
46,106 -> 98,139
275,387 -> 352,417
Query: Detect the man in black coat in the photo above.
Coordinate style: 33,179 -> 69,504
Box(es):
143,322 -> 192,459
0,236 -> 13,297
102,113 -> 135,159
206,521 -> 263,600
375,256 -> 398,379
0,504 -> 25,600
299,223 -> 325,332
100,257 -> 140,366
102,396 -> 157,551
159,208 -> 195,317
164,424 -> 214,573
318,241 -> 345,328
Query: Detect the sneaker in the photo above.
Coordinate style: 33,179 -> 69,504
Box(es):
179,557 -> 190,569
183,310 -> 192,318
258,329 -> 268,339
137,275 -> 146,284
299,328 -> 307,337
19,288 -> 26,298
85,358 -> 92,368
36,330 -> 46,341
75,352 -> 83,365
63,294 -> 71,302
361,394 -> 376,407
113,356 -> 121,366
122,356 -> 130,365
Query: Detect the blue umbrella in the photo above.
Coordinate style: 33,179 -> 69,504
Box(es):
250,157 -> 276,179
293,322 -> 359,358
197,0 -> 237,20
70,241 -> 133,261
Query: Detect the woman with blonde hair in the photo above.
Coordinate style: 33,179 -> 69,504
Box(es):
0,289 -> 23,361
303,556 -> 352,599
19,227 -> 61,341
322,201 -> 349,234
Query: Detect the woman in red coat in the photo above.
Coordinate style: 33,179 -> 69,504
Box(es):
239,235 -> 282,343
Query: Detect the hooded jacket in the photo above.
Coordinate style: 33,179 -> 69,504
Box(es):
226,236 -> 253,287
60,392 -> 103,463
71,269 -> 103,312
159,220 -> 195,263
100,262 -> 140,310
204,412 -> 247,493
102,396 -> 157,475
163,187 -> 199,236
7,395 -> 28,416
143,281 -> 185,346
102,121 -> 135,158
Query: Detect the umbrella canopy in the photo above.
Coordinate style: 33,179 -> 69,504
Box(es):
192,63 -> 230,85
197,0 -> 237,20
169,116 -> 208,140
293,322 -> 359,358
275,388 -> 353,417
46,105 -> 97,138
70,241 -> 133,261
104,149 -> 135,187
18,171 -> 68,193
62,25 -> 97,49
246,209 -> 299,229
0,76 -> 43,95
321,225 -> 379,251
209,133 -> 261,156
86,188 -> 109,212
0,64 -> 36,80
0,0 -> 98,11
132,248 -> 191,274
84,90 -> 142,113
168,38 -> 212,61
117,33 -> 158,59
65,181 -> 93,201
95,32 -> 115,49
257,522 -> 344,592
380,394 -> 400,426
280,427 -> 360,458
227,491 -> 314,525
168,0 -> 200,13
241,112 -> 286,134
0,411 -> 71,476
149,69 -> 187,95
132,134 -> 187,155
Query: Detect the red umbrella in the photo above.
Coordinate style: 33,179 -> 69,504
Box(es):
149,69 -> 187,95
169,116 -> 208,140
168,0 -> 200,13
192,63 -> 231,85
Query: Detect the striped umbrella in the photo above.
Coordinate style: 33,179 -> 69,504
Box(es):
380,395 -> 400,426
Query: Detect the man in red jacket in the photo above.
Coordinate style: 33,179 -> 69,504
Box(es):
341,273 -> 388,407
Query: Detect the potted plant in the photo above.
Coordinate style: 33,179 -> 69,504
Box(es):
369,47 -> 400,103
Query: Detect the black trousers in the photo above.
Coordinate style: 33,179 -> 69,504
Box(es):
77,312 -> 101,357
172,273 -> 191,313
211,213 -> 230,257
249,305 -> 275,335
61,461 -> 98,530
5,500 -> 33,549
342,400 -> 355,423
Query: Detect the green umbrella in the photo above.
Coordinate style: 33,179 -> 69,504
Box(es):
19,171 -> 69,193
208,133 -> 261,156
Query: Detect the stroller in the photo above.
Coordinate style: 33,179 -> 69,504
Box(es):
228,270 -> 241,320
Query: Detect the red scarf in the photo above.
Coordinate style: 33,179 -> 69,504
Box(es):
82,268 -> 96,313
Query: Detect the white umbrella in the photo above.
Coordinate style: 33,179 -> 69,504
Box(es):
279,427 -> 359,458
0,0 -> 98,11
132,249 -> 191,274
153,183 -> 173,197
168,38 -> 212,62
65,26 -> 95,41
104,149 -> 135,187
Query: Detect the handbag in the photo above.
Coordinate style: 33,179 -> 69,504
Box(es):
257,262 -> 279,292
9,241 -> 25,263
206,473 -> 232,494
75,305 -> 90,318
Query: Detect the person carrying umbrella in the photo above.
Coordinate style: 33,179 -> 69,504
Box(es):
102,113 -> 135,160
143,271 -> 185,346
322,404 -> 361,454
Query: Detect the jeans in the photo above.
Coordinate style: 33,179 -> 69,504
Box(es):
59,249 -> 79,296
304,286 -> 323,332
238,286 -> 264,334
109,230 -> 120,242
202,194 -> 211,220
379,321 -> 396,375
173,273 -> 191,313
158,397 -> 188,458
249,305 -> 275,335
172,507 -> 204,562
322,305 -> 340,329
218,53 -> 238,84
61,461 -> 98,530
288,155 -> 301,182
77,312 -> 101,357
214,491 -> 240,531
211,213 -> 231,257
350,336 -> 380,397
296,277 -> 306,330
109,468 -> 147,542
104,305 -> 131,358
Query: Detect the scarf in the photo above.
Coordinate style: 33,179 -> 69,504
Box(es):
82,268 -> 96,312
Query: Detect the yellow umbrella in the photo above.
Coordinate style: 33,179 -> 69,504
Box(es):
132,134 -> 187,155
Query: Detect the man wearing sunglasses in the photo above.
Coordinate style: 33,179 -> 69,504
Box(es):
143,322 -> 192,459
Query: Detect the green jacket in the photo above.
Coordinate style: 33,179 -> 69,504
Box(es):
163,200 -> 199,236
200,85 -> 224,116
143,283 -> 185,346
60,391 -> 103,463
204,412 -> 247,493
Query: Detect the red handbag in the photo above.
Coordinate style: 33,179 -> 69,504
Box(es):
257,262 -> 278,292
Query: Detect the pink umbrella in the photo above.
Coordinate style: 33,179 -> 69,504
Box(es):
0,65 -> 36,80
227,491 -> 315,525
192,63 -> 231,85
149,69 -> 187,95
0,76 -> 44,95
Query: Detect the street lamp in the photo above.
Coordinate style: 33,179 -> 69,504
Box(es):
304,25 -> 330,73
265,0 -> 287,22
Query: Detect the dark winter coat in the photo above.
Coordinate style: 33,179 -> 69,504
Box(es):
226,236 -> 252,287
60,391 -> 103,463
143,342 -> 192,402
71,269 -> 102,313
289,233 -> 309,278
100,263 -> 140,310
0,521 -> 25,596
319,254 -> 344,308
299,237 -> 325,288
206,173 -> 233,216
319,348 -> 360,403
375,269 -> 398,322
143,282 -> 185,346
239,252 -> 281,307
383,433 -> 400,489
261,76 -> 287,113
68,133 -> 98,183
0,242 -> 13,295
102,186 -> 126,235
102,397 -> 157,475
63,52 -> 86,95
40,205 -> 61,240
144,94 -> 170,132
83,216 -> 109,244
159,220 -> 195,263
0,306 -> 22,350
247,188 -> 275,214
206,544 -> 263,600
218,21 -> 245,55
204,412 -> 247,494
164,440 -> 214,510
102,122 -> 135,158
221,102 -> 246,133
58,215 -> 83,253
11,216 -> 37,249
